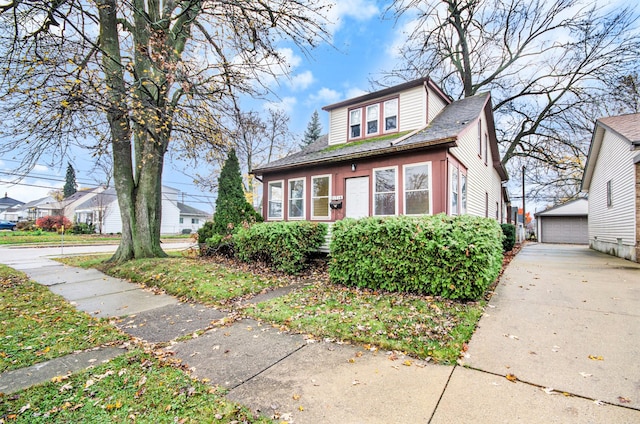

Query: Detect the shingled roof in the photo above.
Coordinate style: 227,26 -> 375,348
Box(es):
253,92 -> 507,180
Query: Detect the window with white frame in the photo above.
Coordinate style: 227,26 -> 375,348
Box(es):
311,175 -> 330,219
450,166 -> 459,215
478,120 -> 482,156
349,109 -> 361,139
267,180 -> 283,220
404,162 -> 431,215
288,178 -> 305,219
192,218 -> 199,224
374,167 -> 397,216
366,104 -> 379,135
484,133 -> 488,165
384,98 -> 398,132
607,180 -> 612,207
461,173 -> 467,214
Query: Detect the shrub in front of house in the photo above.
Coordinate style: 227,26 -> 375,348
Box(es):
70,222 -> 96,234
500,223 -> 516,252
329,214 -> 503,300
35,215 -> 73,232
233,221 -> 328,274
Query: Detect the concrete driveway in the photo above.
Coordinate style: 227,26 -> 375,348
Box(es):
447,243 -> 640,419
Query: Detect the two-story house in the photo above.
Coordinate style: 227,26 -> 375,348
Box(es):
253,77 -> 509,223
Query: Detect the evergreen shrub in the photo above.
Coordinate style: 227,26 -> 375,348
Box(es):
329,214 -> 503,300
233,221 -> 328,274
500,223 -> 516,252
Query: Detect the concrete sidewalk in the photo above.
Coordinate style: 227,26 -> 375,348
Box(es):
1,243 -> 639,423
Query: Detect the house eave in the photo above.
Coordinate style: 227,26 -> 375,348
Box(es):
253,137 -> 458,175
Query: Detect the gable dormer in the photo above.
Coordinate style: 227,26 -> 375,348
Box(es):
322,77 -> 451,146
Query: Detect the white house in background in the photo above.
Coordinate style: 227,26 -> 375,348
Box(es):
0,196 -> 59,221
581,113 -> 640,262
52,187 -> 106,221
535,198 -> 588,244
0,193 -> 24,216
177,203 -> 210,233
75,185 -> 208,235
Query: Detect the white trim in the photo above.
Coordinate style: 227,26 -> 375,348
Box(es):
450,165 -> 459,215
403,162 -> 432,215
267,180 -> 284,220
349,108 -> 362,140
383,98 -> 398,133
311,174 -> 332,220
373,166 -> 398,216
366,104 -> 380,136
288,177 -> 306,220
460,172 -> 467,214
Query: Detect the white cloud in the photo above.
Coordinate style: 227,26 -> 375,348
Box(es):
324,0 -> 380,32
265,97 -> 298,114
346,87 -> 368,99
288,70 -> 315,91
33,164 -> 50,173
307,87 -> 342,106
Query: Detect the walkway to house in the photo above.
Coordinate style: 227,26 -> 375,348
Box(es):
0,243 -> 638,423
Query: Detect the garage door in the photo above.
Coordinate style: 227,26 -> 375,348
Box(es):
539,216 -> 588,244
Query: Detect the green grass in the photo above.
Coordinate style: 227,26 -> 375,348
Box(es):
0,231 -> 192,245
321,130 -> 412,152
247,282 -> 484,364
0,265 -> 128,372
0,349 -> 273,423
58,256 -> 286,307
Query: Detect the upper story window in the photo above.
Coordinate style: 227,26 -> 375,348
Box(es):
384,98 -> 398,132
349,97 -> 399,141
366,104 -> 379,135
484,133 -> 488,165
478,120 -> 482,157
349,109 -> 361,139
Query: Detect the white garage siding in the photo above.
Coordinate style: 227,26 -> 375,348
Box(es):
538,216 -> 589,244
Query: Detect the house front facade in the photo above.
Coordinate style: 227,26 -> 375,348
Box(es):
581,113 -> 640,262
253,78 -> 509,223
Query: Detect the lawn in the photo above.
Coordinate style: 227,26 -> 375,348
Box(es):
59,253 -> 486,364
0,231 -> 193,245
0,348 -> 273,424
0,265 -> 128,372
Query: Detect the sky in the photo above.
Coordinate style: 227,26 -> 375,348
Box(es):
0,0 -> 403,213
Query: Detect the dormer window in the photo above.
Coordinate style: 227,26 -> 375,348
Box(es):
384,98 -> 398,132
348,97 -> 399,141
366,104 -> 379,135
350,109 -> 361,139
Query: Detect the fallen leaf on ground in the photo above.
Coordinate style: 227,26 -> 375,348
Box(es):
588,355 -> 604,361
542,387 -> 555,395
579,372 -> 592,378
618,396 -> 631,403
505,374 -> 517,382
292,394 -> 301,400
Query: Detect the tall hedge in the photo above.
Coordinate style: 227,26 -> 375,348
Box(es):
329,214 -> 503,300
500,223 -> 516,252
234,221 -> 328,274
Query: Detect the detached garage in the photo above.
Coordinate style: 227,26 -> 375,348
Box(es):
535,199 -> 588,244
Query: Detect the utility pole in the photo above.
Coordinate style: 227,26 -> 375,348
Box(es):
522,166 -> 526,238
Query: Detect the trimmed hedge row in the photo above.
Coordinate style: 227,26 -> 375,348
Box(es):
203,221 -> 328,275
329,214 -> 503,300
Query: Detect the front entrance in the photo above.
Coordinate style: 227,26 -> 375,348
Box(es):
345,177 -> 369,219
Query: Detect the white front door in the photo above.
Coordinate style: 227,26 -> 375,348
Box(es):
346,177 -> 370,219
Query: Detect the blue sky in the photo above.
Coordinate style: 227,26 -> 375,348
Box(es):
1,0 -> 402,211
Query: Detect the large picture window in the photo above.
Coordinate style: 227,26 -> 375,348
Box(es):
404,162 -> 431,215
374,167 -> 397,216
366,104 -> 379,135
450,166 -> 459,215
384,98 -> 398,132
288,178 -> 305,219
267,180 -> 283,220
349,109 -> 361,139
311,175 -> 331,219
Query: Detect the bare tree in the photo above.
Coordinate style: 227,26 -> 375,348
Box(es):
0,1 -> 329,261
386,0 -> 640,202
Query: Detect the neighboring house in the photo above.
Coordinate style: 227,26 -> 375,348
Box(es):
177,202 -> 211,234
53,187 -> 106,221
1,196 -> 59,221
75,186 -> 207,235
253,77 -> 509,223
535,198 -> 588,244
581,113 -> 640,262
0,193 -> 24,217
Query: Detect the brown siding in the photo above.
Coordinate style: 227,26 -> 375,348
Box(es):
261,149 -> 449,222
